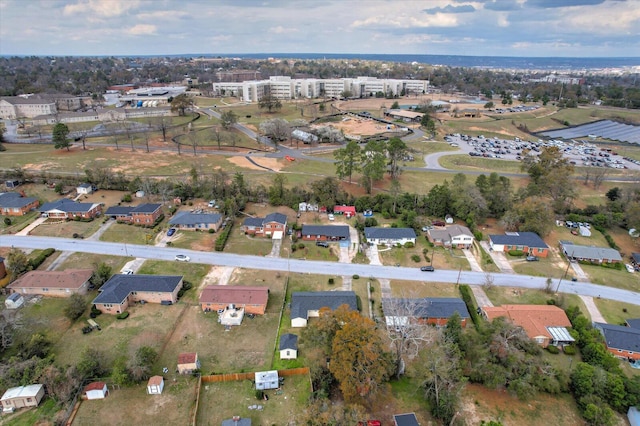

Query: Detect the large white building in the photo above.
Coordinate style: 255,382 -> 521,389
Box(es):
212,76 -> 429,103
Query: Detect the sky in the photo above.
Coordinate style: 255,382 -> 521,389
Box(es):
1,0 -> 639,57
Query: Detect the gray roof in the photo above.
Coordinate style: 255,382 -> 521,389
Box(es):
0,192 -> 37,208
169,211 -> 222,226
131,203 -> 161,214
105,206 -> 134,216
243,217 -> 264,227
364,227 -> 416,240
560,241 -> 622,262
301,225 -> 350,239
92,274 -> 182,305
39,199 -> 96,213
595,322 -> 640,353
279,333 -> 298,350
78,183 -> 92,189
7,293 -> 22,302
626,318 -> 640,330
394,413 -> 419,426
291,291 -> 357,320
242,212 -> 287,228
221,418 -> 251,426
489,232 -> 548,249
384,298 -> 470,319
428,224 -> 473,241
632,253 -> 640,264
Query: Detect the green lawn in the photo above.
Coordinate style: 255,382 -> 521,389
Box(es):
99,222 -> 162,244
484,286 -> 585,311
289,241 -> 339,261
29,217 -> 103,239
2,398 -> 60,426
1,211 -> 39,235
137,259 -> 209,286
168,229 -> 216,251
594,298 -> 640,325
224,228 -> 275,256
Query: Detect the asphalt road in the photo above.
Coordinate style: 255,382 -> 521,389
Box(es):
3,235 -> 640,305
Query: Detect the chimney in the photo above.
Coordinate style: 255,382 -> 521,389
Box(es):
232,416 -> 240,424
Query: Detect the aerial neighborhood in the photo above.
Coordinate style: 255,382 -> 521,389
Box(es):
1,32 -> 640,426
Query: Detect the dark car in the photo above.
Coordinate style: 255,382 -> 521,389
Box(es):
167,228 -> 176,237
420,266 -> 435,272
316,241 -> 329,248
526,256 -> 539,261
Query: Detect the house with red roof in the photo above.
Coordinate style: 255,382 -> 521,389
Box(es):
333,205 -> 356,218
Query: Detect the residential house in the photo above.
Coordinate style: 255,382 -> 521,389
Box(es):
103,203 -> 163,225
594,322 -> 640,361
1,384 -> 45,412
92,274 -> 183,314
5,293 -> 24,309
255,370 -> 279,390
0,192 -> 39,216
279,334 -> 298,360
241,212 -> 287,237
333,205 -> 356,218
83,382 -> 108,400
38,199 -> 102,220
364,227 -> 417,246
147,376 -> 164,395
298,202 -> 318,212
393,413 -> 419,426
489,232 -> 549,258
199,285 -> 269,315
222,417 -> 251,426
481,305 -> 575,348
560,241 -> 622,264
177,352 -> 200,374
290,291 -> 357,327
8,269 -> 94,297
626,318 -> 640,329
427,225 -> 474,248
300,225 -> 350,242
169,211 -> 223,232
384,297 -> 471,329
76,183 -> 94,195
0,256 -> 6,279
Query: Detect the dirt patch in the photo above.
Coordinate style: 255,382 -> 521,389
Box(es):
312,116 -> 391,137
227,156 -> 283,171
201,266 -> 235,288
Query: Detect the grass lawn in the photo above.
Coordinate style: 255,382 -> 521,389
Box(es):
3,398 -> 61,426
169,230 -> 216,251
56,253 -> 131,272
511,255 -> 566,278
99,222 -> 162,244
137,259 -> 209,287
1,211 -> 40,235
224,228 -> 275,257
196,373 -> 311,426
378,241 -> 470,271
29,218 -> 103,239
594,298 -> 640,325
484,286 -> 585,311
581,263 -> 638,291
71,376 -> 198,426
438,155 -> 526,174
390,280 -> 462,298
20,297 -> 73,345
289,241 -> 339,261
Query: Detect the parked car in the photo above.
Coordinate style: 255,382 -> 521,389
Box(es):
420,266 -> 435,272
175,254 -> 190,262
121,269 -> 134,275
167,228 -> 176,237
626,264 -> 635,273
328,214 -> 335,221
526,256 -> 539,261
316,241 -> 329,248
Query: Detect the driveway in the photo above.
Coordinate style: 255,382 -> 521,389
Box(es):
470,285 -> 494,308
463,247 -> 483,272
480,241 -> 514,273
267,238 -> 282,258
570,262 -> 588,280
48,219 -> 115,271
579,295 -> 606,323
16,216 -> 47,236
367,244 -> 391,299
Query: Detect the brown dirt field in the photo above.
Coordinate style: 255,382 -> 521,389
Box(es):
227,156 -> 283,171
319,116 -> 393,136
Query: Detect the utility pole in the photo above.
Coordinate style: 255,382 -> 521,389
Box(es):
555,250 -> 574,293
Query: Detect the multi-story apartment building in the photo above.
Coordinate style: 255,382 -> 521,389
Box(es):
0,94 -> 85,119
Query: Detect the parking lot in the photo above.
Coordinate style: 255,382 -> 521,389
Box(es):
444,133 -> 640,171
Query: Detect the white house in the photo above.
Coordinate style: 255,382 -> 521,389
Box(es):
83,382 -> 108,400
1,384 -> 45,412
147,376 -> 164,395
255,370 -> 279,390
5,293 -> 24,309
76,183 -> 94,195
279,334 -> 298,360
298,202 -> 318,212
428,225 -> 474,249
364,227 -> 417,246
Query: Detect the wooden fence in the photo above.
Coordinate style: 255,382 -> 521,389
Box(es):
200,367 -> 309,384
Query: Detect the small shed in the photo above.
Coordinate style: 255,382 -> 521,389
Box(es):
177,352 -> 200,374
5,293 -> 24,310
255,370 -> 279,390
147,376 -> 164,395
445,214 -> 454,224
222,417 -> 251,426
135,190 -> 145,198
5,180 -> 20,189
279,334 -> 298,360
77,183 -> 94,195
579,225 -> 591,237
83,382 -> 108,400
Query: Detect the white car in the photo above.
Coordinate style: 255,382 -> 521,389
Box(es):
175,254 -> 191,262
626,264 -> 635,273
121,269 -> 134,275
328,214 -> 335,221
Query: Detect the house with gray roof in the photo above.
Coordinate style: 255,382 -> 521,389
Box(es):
279,333 -> 298,359
364,227 -> 416,246
627,319 -> 640,330
38,198 -> 102,220
560,241 -> 622,264
300,225 -> 350,242
427,224 -> 474,248
489,231 -> 549,258
103,203 -> 163,225
0,192 -> 39,216
291,291 -> 357,327
92,274 -> 183,314
222,417 -> 251,426
169,211 -> 223,232
594,322 -> 640,361
384,297 -> 470,329
241,212 -> 287,237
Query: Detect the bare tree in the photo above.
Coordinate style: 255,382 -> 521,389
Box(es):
483,272 -> 495,291
592,167 -> 608,190
382,294 -> 438,378
544,277 -> 554,294
259,118 -> 290,148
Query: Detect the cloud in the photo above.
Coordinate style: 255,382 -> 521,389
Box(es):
423,4 -> 475,14
63,0 -> 140,18
351,13 -> 459,29
268,26 -> 299,34
525,0 -> 605,7
137,10 -> 189,20
483,0 -> 523,11
126,24 -> 157,36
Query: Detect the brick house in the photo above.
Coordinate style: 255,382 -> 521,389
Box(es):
300,225 -> 350,242
241,212 -> 287,237
594,322 -> 640,362
170,211 -> 223,232
489,232 -> 549,258
8,269 -> 93,297
199,285 -> 269,315
384,297 -> 470,328
104,203 -> 163,225
0,192 -> 39,216
92,274 -> 183,314
560,240 -> 623,264
38,199 -> 102,220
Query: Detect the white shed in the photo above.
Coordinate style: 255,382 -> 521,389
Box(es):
83,382 -> 108,400
147,376 -> 164,395
255,370 -> 279,390
579,225 -> 591,237
279,334 -> 298,360
77,183 -> 94,195
5,293 -> 24,309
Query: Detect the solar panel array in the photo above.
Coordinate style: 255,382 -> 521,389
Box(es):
539,120 -> 640,144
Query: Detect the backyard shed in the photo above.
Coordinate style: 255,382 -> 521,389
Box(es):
5,293 -> 24,309
279,334 -> 298,359
147,376 -> 164,395
255,370 -> 279,390
83,382 -> 108,400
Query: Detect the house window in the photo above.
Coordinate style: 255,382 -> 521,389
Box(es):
618,349 -> 623,352
286,351 -> 290,356
26,398 -> 32,402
